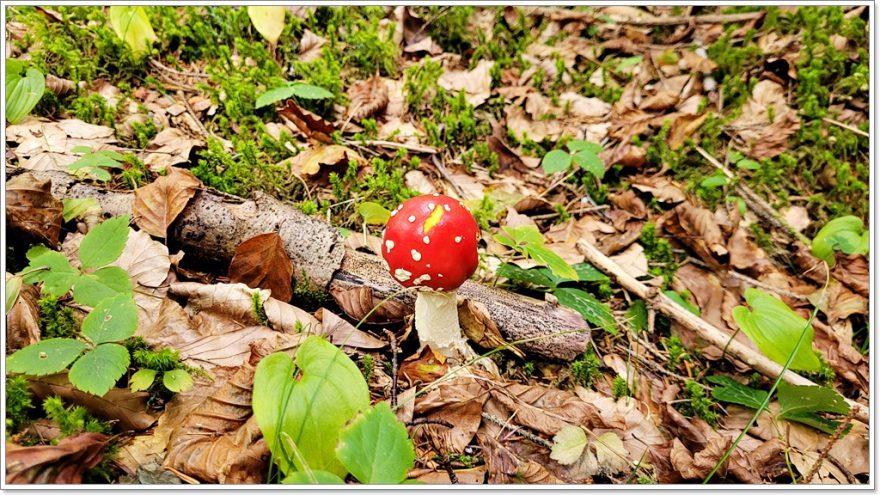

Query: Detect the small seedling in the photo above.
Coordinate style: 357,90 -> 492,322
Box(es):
68,146 -> 127,182
541,140 -> 605,179
255,82 -> 334,109
5,59 -> 45,124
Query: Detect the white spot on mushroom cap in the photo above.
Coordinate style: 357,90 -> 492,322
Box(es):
438,273 -> 444,278
454,236 -> 462,243
443,204 -> 451,212
385,240 -> 395,253
411,249 -> 422,261
408,215 -> 416,223
390,209 -> 397,216
394,268 -> 412,282
428,202 -> 435,210
413,274 -> 432,285
432,193 -> 439,197
423,236 -> 430,244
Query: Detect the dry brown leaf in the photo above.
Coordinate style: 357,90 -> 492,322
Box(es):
630,176 -> 686,204
6,172 -> 63,247
113,228 -> 173,328
831,252 -> 868,298
781,206 -> 811,232
6,118 -> 117,172
288,144 -> 364,183
314,307 -> 386,349
726,227 -> 774,275
667,112 -> 710,149
228,232 -> 295,302
6,432 -> 109,484
330,285 -> 412,324
458,298 -> 524,358
404,169 -> 438,195
478,433 -> 563,484
399,345 -> 448,385
133,167 -> 202,238
413,377 -> 489,453
298,29 -> 326,62
415,465 -> 487,484
404,36 -> 443,55
608,190 -> 647,219
141,128 -> 203,172
278,99 -> 335,143
5,273 -> 41,352
438,60 -> 494,107
28,374 -> 157,431
680,49 -> 718,73
346,74 -> 389,120
669,202 -> 729,263
728,80 -> 800,159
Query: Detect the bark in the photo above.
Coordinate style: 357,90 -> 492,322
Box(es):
8,169 -> 589,360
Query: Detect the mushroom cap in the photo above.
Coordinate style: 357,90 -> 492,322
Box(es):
382,194 -> 480,291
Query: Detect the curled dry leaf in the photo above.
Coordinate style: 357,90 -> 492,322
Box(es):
314,307 -> 386,349
404,169 -> 438,195
668,202 -> 729,264
346,74 -> 389,121
228,232 -> 295,302
141,128 -> 204,172
438,60 -> 495,107
478,433 -> 563,484
278,99 -> 335,143
6,273 -> 41,352
288,144 -> 364,184
330,285 -> 412,324
6,118 -> 116,172
728,80 -> 800,159
413,376 -> 489,453
831,252 -> 868,298
114,228 -> 173,328
6,432 -> 109,484
458,298 -> 525,358
298,29 -> 327,62
630,176 -> 686,204
399,345 -> 448,385
726,227 -> 774,275
133,167 -> 202,239
44,74 -> 75,96
6,172 -> 63,247
670,434 -> 730,480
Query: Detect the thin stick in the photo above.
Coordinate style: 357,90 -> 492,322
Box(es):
530,7 -> 764,26
821,117 -> 869,138
481,412 -> 552,449
431,155 -> 468,199
727,270 -> 809,301
575,239 -> 869,424
529,204 -> 609,220
345,139 -> 438,155
384,329 -> 400,408
801,407 -> 857,484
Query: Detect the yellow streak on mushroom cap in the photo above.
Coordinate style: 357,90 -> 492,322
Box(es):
422,205 -> 445,234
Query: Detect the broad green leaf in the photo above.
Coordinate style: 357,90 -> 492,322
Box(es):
780,411 -> 851,436
663,290 -> 700,316
71,145 -> 93,153
594,432 -> 628,472
616,55 -> 643,70
108,6 -> 157,55
162,369 -> 194,393
289,83 -> 335,100
731,288 -> 820,372
336,402 -> 415,484
625,300 -> 648,332
572,150 -> 605,179
282,471 -> 346,485
129,368 -> 158,392
525,245 -> 579,281
736,159 -> 761,171
699,175 -> 727,189
358,202 -> 392,225
494,225 -> 545,248
496,263 -> 555,289
253,338 -> 370,477
572,263 -> 609,282
811,215 -> 868,265
777,382 -> 849,417
81,293 -> 139,344
62,198 -> 101,223
541,149 -> 572,174
68,343 -> 130,396
6,275 -> 22,314
5,60 -> 45,124
549,425 -> 587,465
72,267 -> 132,308
79,215 -> 130,269
554,288 -> 616,335
7,338 -> 86,376
706,375 -> 768,411
247,6 -> 287,45
256,85 -> 298,109
566,140 -> 604,155
728,150 -> 744,163
23,248 -> 78,297
68,150 -> 126,171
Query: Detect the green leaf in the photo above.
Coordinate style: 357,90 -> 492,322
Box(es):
496,263 -> 555,289
358,202 -> 392,225
6,275 -> 22,314
731,288 -> 820,372
736,159 -> 761,171
282,471 -> 346,485
68,343 -> 130,397
68,150 -> 126,171
572,150 -> 605,179
255,85 -> 298,109
129,368 -> 158,392
23,248 -> 78,297
71,145 -> 93,154
252,338 -> 370,478
777,382 -> 849,417
247,6 -> 287,44
108,6 -> 157,55
549,425 -> 588,465
81,293 -> 139,344
5,60 -> 45,124
289,83 -> 335,100
336,402 -> 415,484
625,300 -> 648,332
811,216 -> 868,265
664,290 -> 701,316
706,375 -> 768,411
79,215 -> 130,269
541,149 -> 572,174
162,369 -> 194,393
572,263 -> 609,282
566,140 -> 604,155
525,245 -> 579,281
780,411 -> 851,436
494,225 -> 545,248
699,175 -> 728,189
62,198 -> 101,223
72,267 -> 132,308
554,288 -> 617,335
615,55 -> 643,70
7,338 -> 86,376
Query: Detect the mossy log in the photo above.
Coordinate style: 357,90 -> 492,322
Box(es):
7,169 -> 590,360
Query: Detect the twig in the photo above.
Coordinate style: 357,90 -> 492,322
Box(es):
537,169 -> 578,199
727,270 -> 809,301
384,329 -> 399,408
575,238 -> 869,424
480,412 -> 552,449
149,58 -> 209,79
440,455 -> 459,484
801,407 -> 857,484
821,117 -> 869,138
407,418 -> 454,428
529,204 -> 609,220
345,139 -> 438,155
176,90 -> 211,139
611,11 -> 765,26
431,155 -> 468,199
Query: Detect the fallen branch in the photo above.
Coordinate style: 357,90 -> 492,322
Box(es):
9,169 -> 589,361
529,7 -> 765,26
575,239 -> 868,424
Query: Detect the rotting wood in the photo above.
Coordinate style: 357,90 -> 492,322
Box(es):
575,238 -> 869,424
8,169 -> 590,361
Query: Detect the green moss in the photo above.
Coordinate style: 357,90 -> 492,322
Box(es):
569,351 -> 602,388
43,396 -> 112,438
639,223 -> 676,287
678,380 -> 718,426
251,291 -> 270,326
611,376 -> 630,398
411,7 -> 476,53
327,152 -> 419,227
359,354 -> 374,381
38,296 -> 79,339
67,93 -> 118,127
5,376 -> 34,434
660,335 -> 690,371
291,269 -> 329,312
129,120 -> 158,149
191,137 -> 299,200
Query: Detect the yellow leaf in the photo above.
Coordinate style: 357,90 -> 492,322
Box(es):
247,6 -> 287,45
108,6 -> 157,56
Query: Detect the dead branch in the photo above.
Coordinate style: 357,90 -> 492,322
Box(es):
575,239 -> 869,424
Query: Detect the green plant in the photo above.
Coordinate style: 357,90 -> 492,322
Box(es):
494,225 -> 577,280
5,58 -> 45,124
255,82 -> 334,109
67,146 -> 127,182
7,216 -> 138,397
541,139 -> 605,179
611,376 -> 630,398
679,380 -> 718,426
42,396 -> 111,438
5,376 -> 34,434
108,6 -> 157,56
569,351 -> 602,387
660,335 -> 690,370
359,354 -> 375,381
38,296 -> 79,339
810,215 -> 869,265
251,290 -> 270,326
128,344 -> 194,395
252,336 -> 415,484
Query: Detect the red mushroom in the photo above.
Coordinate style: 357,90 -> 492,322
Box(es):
382,193 -> 480,358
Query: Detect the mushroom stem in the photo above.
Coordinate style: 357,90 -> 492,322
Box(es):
414,291 -> 467,357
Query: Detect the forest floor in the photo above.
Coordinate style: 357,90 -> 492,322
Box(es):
3,5 -> 871,485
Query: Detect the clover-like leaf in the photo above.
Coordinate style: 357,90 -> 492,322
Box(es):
81,293 -> 138,344
358,202 -> 392,225
549,425 -> 588,465
162,369 -> 193,393
129,368 -> 158,392
68,343 -> 130,397
336,402 -> 415,484
22,247 -> 78,297
72,266 -> 132,308
541,149 -> 572,174
7,338 -> 86,376
79,215 -> 130,269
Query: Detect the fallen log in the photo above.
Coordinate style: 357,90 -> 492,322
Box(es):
7,169 -> 589,360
